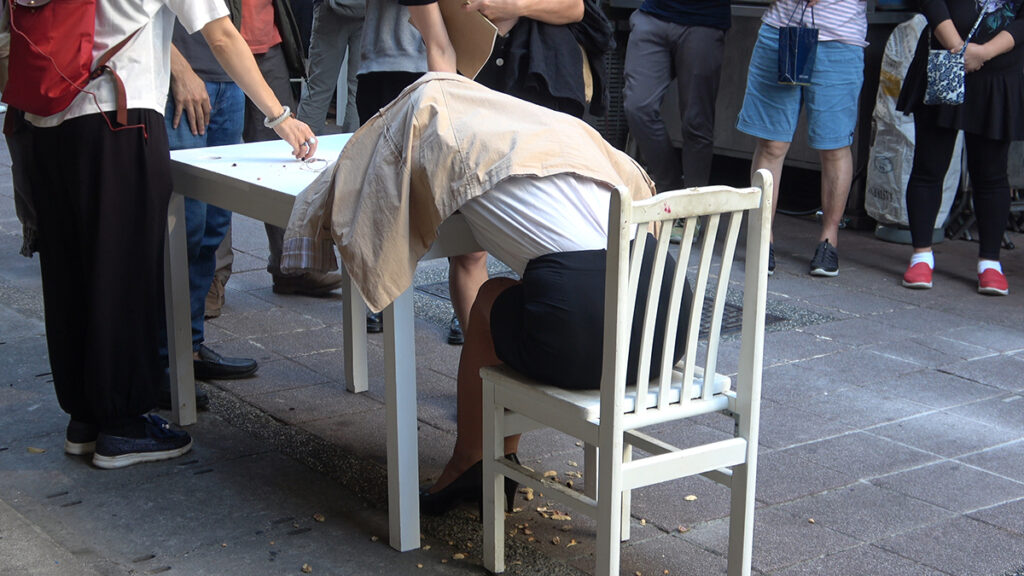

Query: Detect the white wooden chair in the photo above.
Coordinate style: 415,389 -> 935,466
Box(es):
481,170 -> 773,576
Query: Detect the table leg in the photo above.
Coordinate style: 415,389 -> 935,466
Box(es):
384,289 -> 420,551
164,193 -> 197,425
342,268 -> 368,393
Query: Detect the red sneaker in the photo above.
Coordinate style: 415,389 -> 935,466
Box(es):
902,262 -> 933,289
978,268 -> 1009,296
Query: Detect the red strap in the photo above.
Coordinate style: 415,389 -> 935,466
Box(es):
89,29 -> 139,126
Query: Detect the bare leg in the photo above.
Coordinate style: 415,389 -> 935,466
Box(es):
448,251 -> 489,332
429,276 -> 521,492
818,146 -> 853,248
750,138 -> 790,242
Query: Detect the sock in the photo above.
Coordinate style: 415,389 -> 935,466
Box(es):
978,260 -> 1002,275
910,252 -> 934,269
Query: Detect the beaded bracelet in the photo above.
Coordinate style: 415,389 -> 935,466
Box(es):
263,105 -> 291,129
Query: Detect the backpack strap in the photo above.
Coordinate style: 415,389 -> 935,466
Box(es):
88,29 -> 139,126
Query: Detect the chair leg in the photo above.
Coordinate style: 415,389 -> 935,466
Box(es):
482,381 -> 505,574
727,461 -> 755,576
584,442 -> 597,499
620,443 -> 632,542
595,447 -> 623,576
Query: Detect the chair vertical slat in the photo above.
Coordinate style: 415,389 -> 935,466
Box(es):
656,221 -> 694,410
633,230 -> 673,415
702,210 -> 742,400
681,213 -> 715,407
671,216 -> 699,409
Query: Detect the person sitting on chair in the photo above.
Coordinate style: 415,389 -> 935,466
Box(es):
283,72 -> 693,514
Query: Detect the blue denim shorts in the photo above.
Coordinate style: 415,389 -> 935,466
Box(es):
736,24 -> 864,150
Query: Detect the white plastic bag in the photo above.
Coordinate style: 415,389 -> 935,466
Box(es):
865,15 -> 962,228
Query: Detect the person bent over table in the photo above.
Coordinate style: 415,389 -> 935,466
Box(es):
282,72 -> 693,514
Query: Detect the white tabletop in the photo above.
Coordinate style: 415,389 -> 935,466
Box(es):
169,133 -> 352,197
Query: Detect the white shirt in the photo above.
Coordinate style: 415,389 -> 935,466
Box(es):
26,0 -> 228,127
458,173 -> 611,275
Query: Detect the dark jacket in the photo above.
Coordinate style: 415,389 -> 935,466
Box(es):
478,0 -> 614,118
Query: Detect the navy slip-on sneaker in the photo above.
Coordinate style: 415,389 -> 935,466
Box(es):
92,414 -> 192,470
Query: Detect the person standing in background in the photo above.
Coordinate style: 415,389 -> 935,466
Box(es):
623,0 -> 730,192
158,9 -> 260,412
241,0 -> 345,295
736,0 -> 867,277
897,0 -> 1023,295
296,0 -> 365,134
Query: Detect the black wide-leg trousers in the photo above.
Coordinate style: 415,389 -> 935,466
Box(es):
28,110 -> 169,429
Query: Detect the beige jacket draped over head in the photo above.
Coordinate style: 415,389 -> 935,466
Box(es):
282,72 -> 656,312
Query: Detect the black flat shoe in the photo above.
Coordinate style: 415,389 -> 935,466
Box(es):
193,344 -> 258,380
420,454 -> 520,517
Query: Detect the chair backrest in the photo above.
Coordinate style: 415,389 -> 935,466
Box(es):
601,169 -> 773,427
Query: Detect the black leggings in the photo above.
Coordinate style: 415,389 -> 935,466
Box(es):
906,120 -> 1011,260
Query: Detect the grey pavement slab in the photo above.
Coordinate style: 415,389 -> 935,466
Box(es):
3,131 -> 1024,575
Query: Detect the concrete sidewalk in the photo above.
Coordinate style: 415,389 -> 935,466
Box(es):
2,130 -> 1023,575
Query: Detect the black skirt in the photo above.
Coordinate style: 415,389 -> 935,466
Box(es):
897,32 -> 1024,141
489,237 -> 692,391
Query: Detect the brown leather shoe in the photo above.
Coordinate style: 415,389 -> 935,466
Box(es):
272,270 -> 344,297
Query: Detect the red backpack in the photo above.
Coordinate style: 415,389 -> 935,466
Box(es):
2,0 -> 136,125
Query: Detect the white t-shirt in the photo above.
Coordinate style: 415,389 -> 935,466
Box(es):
26,0 -> 228,127
458,173 -> 611,276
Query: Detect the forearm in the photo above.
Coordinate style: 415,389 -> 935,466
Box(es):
202,16 -> 286,120
978,29 -> 1016,60
508,0 -> 582,25
932,19 -> 964,51
407,4 -> 457,73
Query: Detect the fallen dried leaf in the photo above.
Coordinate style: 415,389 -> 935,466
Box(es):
640,519 -> 647,526
422,545 -> 431,550
312,513 -> 325,523
550,513 -> 572,521
523,487 -> 535,501
575,441 -> 582,447
567,460 -> 578,467
453,553 -> 466,560
543,470 -> 558,478
301,563 -> 313,573
664,570 -> 670,575
808,518 -> 815,524
677,526 -> 689,533
559,525 -> 572,532
220,543 -> 227,548
416,564 -> 423,569
528,536 -> 535,542
523,528 -> 533,535
370,536 -> 379,542
441,559 -> 448,564
684,495 -> 697,502
551,536 -> 561,545
27,447 -> 45,454
565,480 -> 574,488
566,539 -> 578,548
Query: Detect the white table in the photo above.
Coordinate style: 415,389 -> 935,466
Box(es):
166,134 -> 480,551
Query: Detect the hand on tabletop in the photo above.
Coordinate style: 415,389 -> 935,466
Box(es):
274,117 -> 318,160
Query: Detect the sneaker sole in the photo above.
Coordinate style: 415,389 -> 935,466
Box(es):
809,268 -> 839,277
902,280 -> 932,289
64,440 -> 96,456
92,440 -> 193,470
978,286 -> 1009,296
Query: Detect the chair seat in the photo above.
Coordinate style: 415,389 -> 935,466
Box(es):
485,362 -> 732,423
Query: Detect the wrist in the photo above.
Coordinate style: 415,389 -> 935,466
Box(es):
263,105 -> 292,129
